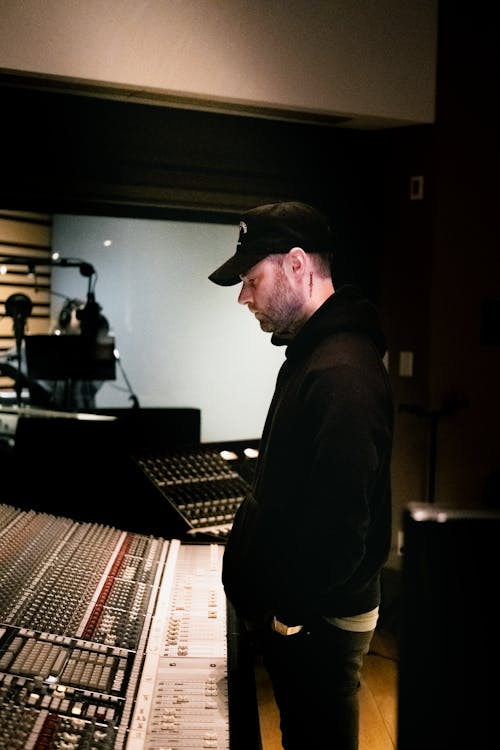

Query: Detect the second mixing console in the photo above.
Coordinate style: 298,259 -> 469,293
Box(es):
133,442 -> 259,540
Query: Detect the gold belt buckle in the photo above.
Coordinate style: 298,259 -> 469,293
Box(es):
271,616 -> 304,636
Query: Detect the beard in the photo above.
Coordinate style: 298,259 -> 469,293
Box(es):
255,265 -> 305,338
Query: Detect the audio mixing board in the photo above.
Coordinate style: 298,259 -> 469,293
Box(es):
0,503 -> 259,749
132,443 -> 258,540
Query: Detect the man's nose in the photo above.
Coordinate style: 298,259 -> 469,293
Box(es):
238,284 -> 251,305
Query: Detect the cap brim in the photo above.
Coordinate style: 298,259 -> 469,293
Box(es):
208,251 -> 268,286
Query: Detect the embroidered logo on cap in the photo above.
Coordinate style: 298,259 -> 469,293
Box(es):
237,220 -> 248,247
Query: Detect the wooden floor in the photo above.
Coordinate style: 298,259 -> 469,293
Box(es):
254,628 -> 398,750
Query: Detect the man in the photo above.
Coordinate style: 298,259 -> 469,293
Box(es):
208,201 -> 394,750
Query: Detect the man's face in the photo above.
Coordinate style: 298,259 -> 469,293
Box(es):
238,255 -> 304,338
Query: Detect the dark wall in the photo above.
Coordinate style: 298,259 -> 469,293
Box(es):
427,0 -> 499,506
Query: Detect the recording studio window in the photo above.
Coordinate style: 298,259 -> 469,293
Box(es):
50,214 -> 285,442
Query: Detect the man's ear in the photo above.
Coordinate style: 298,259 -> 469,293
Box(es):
285,247 -> 308,278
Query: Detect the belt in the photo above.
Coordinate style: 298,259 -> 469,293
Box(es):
271,616 -> 304,636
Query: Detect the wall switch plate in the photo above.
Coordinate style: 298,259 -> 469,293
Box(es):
399,350 -> 414,377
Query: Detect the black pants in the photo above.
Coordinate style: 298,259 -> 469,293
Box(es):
261,618 -> 374,750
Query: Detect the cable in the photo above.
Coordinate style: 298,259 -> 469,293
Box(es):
114,349 -> 140,408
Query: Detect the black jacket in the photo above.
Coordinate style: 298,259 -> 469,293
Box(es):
222,285 -> 394,625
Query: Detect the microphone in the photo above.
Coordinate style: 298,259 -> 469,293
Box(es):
76,292 -> 103,338
5,293 -> 33,348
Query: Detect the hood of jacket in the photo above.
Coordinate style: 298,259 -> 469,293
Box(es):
272,285 -> 387,360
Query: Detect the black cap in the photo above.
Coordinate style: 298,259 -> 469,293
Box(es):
208,201 -> 333,286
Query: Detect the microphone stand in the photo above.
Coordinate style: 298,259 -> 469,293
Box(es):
13,325 -> 24,406
114,349 -> 140,408
4,293 -> 33,407
399,396 -> 468,502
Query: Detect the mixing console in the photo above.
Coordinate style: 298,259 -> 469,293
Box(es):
0,503 -> 258,749
133,443 -> 258,540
